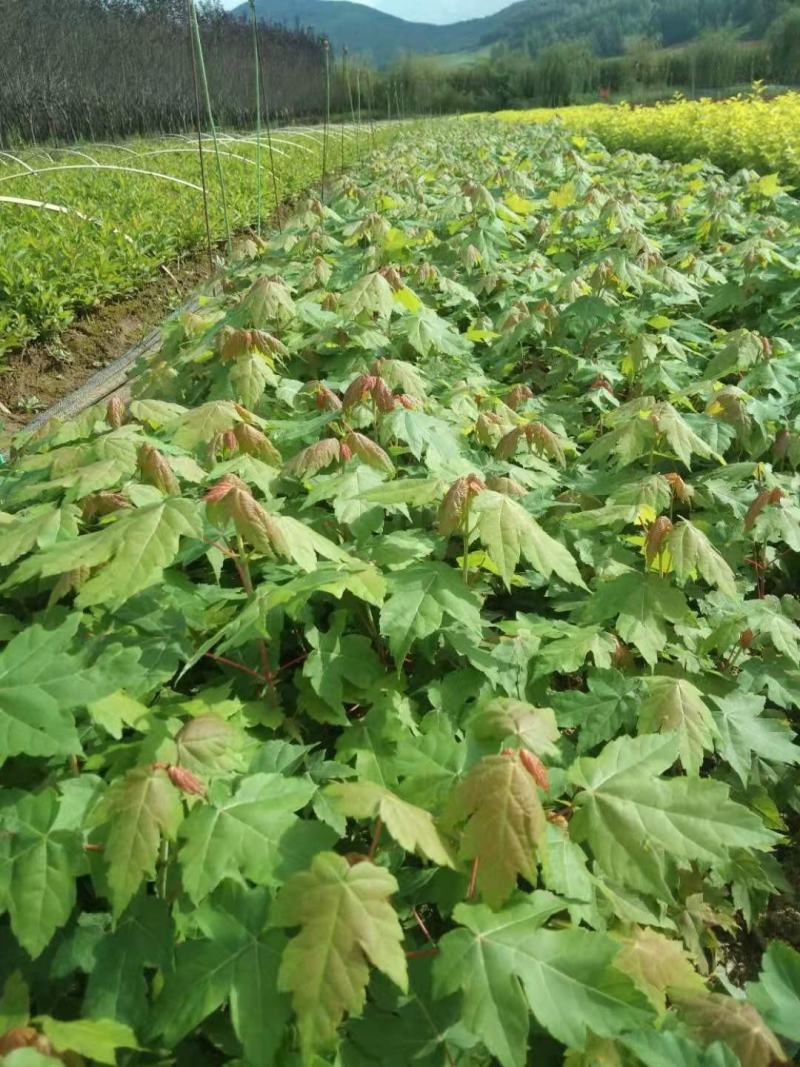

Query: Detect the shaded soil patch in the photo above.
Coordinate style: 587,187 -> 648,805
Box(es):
0,254 -> 213,431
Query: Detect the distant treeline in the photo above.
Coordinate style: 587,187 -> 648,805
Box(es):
0,0 -> 328,146
479,0 -> 791,61
384,13 -> 800,113
3,0 -> 800,146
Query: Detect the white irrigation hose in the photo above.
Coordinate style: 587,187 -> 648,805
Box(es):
139,147 -> 262,165
0,195 -> 135,243
282,129 -> 333,146
83,142 -> 141,156
217,136 -> 293,157
0,163 -> 203,192
264,137 -> 312,155
44,147 -> 102,164
0,151 -> 34,172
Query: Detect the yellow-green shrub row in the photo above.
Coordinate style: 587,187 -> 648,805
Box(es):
487,92 -> 800,189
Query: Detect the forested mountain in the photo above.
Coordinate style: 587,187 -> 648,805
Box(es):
242,0 -> 792,63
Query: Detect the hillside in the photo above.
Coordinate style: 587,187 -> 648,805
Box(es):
239,0 -> 775,66
238,0 -> 537,64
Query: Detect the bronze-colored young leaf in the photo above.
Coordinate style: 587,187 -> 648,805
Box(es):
274,852 -> 407,1055
445,752 -> 547,909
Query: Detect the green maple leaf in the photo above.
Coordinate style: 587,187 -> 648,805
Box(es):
347,958 -> 461,1067
238,276 -> 295,326
128,398 -> 187,430
178,773 -> 317,903
230,352 -> 276,409
470,490 -> 583,588
552,670 -> 639,753
586,397 -> 722,469
7,498 -> 202,610
172,400 -> 243,448
342,272 -> 395,320
676,993 -> 784,1067
39,1018 -> 138,1065
0,791 -> 84,957
382,408 -> 461,463
584,572 -> 690,665
533,624 -> 619,676
584,415 -> 654,468
91,766 -> 184,916
0,1048 -> 60,1067
569,734 -> 777,897
307,465 -> 386,535
667,520 -> 736,596
30,457 -> 133,501
394,714 -> 468,807
711,693 -> 800,787
433,898 -> 653,1067
638,676 -> 718,776
445,753 -> 547,909
360,476 -> 446,510
379,561 -> 483,665
703,329 -> 764,380
37,1015 -> 137,1067
614,926 -> 704,1013
274,852 -> 407,1056
747,596 -> 800,663
653,402 -> 722,467
540,821 -> 596,916
0,615 -> 132,763
621,1029 -> 741,1066
746,941 -> 800,1042
325,780 -> 453,866
174,713 -> 245,776
150,884 -> 289,1065
303,613 -> 384,716
84,895 -> 173,1029
0,503 -> 80,566
0,972 -> 29,1031
433,897 -> 559,1067
269,514 -> 354,572
399,307 -> 469,357
740,657 -> 800,712
469,698 -> 560,757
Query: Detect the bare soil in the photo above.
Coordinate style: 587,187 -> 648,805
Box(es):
0,193 -> 302,433
0,254 -> 213,431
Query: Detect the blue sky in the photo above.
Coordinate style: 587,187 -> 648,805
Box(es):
222,0 -> 512,23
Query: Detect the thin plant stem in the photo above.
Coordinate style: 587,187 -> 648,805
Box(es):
157,839 -> 170,900
340,50 -> 347,174
344,52 -> 357,153
189,0 -> 232,258
275,651 -> 309,675
466,857 -> 480,900
412,907 -> 436,946
321,38 -> 331,205
356,68 -> 362,160
366,72 -> 376,150
234,534 -> 278,700
256,13 -> 282,232
247,0 -> 262,236
205,652 -> 266,684
367,817 -> 383,861
462,501 -> 471,584
187,0 -> 213,271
